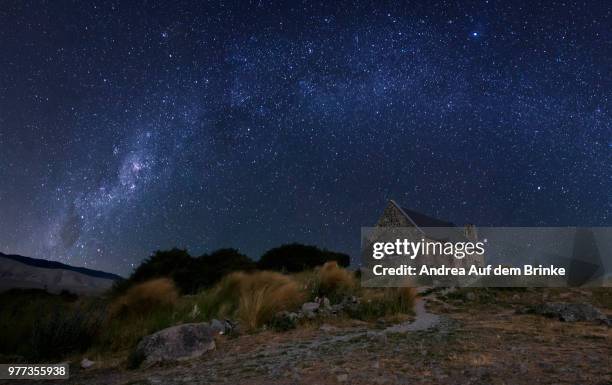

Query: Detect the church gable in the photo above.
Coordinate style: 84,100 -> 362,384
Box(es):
375,200 -> 414,228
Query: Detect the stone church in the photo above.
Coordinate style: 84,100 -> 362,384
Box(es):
375,200 -> 479,242
369,200 -> 485,279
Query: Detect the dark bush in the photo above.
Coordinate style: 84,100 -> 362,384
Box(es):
174,248 -> 256,294
118,248 -> 256,295
257,243 -> 350,272
129,248 -> 192,283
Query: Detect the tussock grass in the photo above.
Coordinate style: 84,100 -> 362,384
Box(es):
316,261 -> 357,300
196,271 -> 305,331
350,287 -> 416,320
294,261 -> 358,302
109,278 -> 178,318
96,278 -> 181,351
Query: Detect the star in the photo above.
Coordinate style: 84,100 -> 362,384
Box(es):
0,1 -> 608,274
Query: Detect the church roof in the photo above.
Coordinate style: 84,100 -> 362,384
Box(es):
400,207 -> 456,228
389,200 -> 467,242
389,200 -> 455,228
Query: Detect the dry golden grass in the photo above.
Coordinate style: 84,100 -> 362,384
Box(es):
316,261 -> 356,297
109,278 -> 178,318
204,271 -> 306,330
355,287 -> 416,319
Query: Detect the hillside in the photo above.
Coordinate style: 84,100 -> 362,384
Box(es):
0,252 -> 122,295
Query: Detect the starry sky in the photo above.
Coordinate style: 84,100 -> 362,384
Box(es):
0,1 -> 610,275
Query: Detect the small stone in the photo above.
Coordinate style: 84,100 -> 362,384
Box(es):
322,297 -> 331,309
336,373 -> 348,382
272,311 -> 299,330
80,358 -> 94,369
189,304 -> 200,319
302,302 -> 320,313
319,324 -> 337,332
302,302 -> 320,318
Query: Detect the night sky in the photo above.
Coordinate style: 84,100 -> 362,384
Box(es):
1,1 -> 610,275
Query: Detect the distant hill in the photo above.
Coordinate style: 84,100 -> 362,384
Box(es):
0,252 -> 123,295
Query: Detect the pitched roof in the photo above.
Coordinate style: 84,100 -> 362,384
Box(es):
389,200 -> 455,228
400,207 -> 456,228
389,200 -> 467,242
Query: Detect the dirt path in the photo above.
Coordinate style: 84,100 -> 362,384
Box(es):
384,297 -> 441,333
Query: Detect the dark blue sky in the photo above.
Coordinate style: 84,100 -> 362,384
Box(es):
0,1 -> 610,275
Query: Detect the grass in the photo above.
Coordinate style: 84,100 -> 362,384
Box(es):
588,288 -> 612,309
0,264 -> 418,361
109,278 -> 178,319
348,287 -> 416,320
194,271 -> 306,331
0,289 -> 103,361
97,278 -> 185,352
314,261 -> 357,301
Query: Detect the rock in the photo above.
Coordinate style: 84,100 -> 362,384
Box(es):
336,373 -> 348,382
302,302 -> 320,313
189,304 -> 200,319
512,294 -> 520,301
320,296 -> 331,310
319,324 -> 337,332
131,323 -> 215,368
330,304 -> 344,314
525,302 -> 609,323
271,311 -> 299,331
210,319 -> 225,334
302,302 -> 320,318
80,358 -> 94,369
223,319 -> 239,335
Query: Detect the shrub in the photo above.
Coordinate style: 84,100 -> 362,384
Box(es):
0,289 -> 103,360
109,278 -> 178,318
197,271 -> 305,331
30,304 -> 103,360
129,248 -> 192,284
118,248 -> 256,295
258,243 -> 350,272
174,248 -> 256,294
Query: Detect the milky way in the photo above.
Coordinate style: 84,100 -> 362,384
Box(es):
0,1 -> 610,275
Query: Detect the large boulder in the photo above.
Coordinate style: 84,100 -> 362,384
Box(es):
524,302 -> 610,324
130,323 -> 216,368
